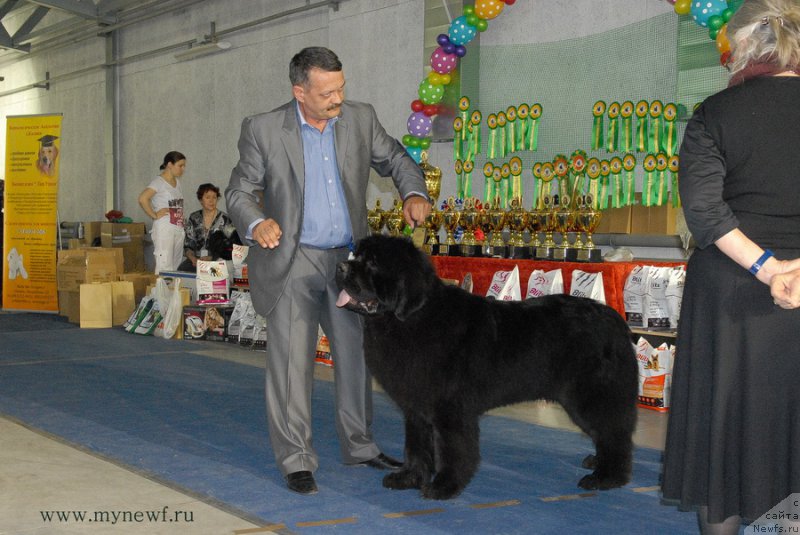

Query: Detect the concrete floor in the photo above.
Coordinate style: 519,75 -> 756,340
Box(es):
0,341 -> 669,535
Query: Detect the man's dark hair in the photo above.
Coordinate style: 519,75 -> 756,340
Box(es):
289,47 -> 342,87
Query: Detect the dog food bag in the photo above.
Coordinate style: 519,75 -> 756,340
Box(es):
644,266 -> 672,330
570,270 -> 606,304
526,269 -> 564,299
196,259 -> 230,304
623,265 -> 647,327
226,290 -> 252,343
635,337 -> 674,412
666,266 -> 686,330
486,265 -> 521,301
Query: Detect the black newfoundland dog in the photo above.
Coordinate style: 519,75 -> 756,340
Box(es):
335,235 -> 638,500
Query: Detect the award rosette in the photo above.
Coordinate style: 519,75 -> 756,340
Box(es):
457,96 -> 470,141
486,113 -> 499,159
482,161 -> 495,204
528,103 -> 542,151
599,159 -> 612,210
553,153 -> 570,203
609,156 -> 624,208
607,101 -> 621,153
491,165 -> 503,206
508,156 -> 523,205
642,153 -> 658,207
655,152 -> 669,206
620,101 -> 634,152
569,149 -> 588,203
453,116 -> 464,161
668,155 -> 681,207
455,158 -> 464,199
591,100 -> 607,150
635,100 -> 649,153
468,110 -> 482,159
648,100 -> 664,154
622,153 -> 637,206
500,162 -> 512,209
662,103 -> 678,156
516,103 -> 529,151
531,162 -> 543,210
505,105 -> 517,154
586,157 -> 602,210
496,111 -> 507,159
462,159 -> 475,199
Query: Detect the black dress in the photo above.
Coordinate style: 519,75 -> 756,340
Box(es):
661,76 -> 800,523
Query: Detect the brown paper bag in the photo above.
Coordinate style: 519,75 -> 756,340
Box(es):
80,282 -> 113,329
110,281 -> 135,327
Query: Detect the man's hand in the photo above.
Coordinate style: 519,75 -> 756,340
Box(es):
402,195 -> 432,229
253,218 -> 282,249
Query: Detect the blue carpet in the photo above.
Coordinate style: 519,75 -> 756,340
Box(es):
0,316 -> 698,534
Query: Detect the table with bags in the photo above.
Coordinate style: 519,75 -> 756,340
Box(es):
428,256 -> 685,319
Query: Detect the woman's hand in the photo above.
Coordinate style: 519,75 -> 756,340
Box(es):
771,259 -> 800,309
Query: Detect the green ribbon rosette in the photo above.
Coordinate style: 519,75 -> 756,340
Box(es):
531,162 -> 543,210
492,165 -> 503,206
467,110 -> 482,159
462,159 -> 475,199
641,153 -> 658,207
453,116 -> 464,161
668,155 -> 681,207
622,153 -> 637,206
648,100 -> 664,154
599,159 -> 611,210
620,101 -> 634,152
569,149 -> 588,202
454,159 -> 464,200
500,163 -> 511,209
655,152 -> 669,206
591,100 -> 606,150
496,111 -> 508,159
607,102 -> 621,153
505,106 -> 518,154
509,156 -> 523,205
586,157 -> 602,209
527,103 -> 542,151
609,157 -> 624,208
486,114 -> 499,159
516,104 -> 529,151
635,100 -> 649,153
539,162 -> 556,208
458,96 -> 470,141
553,154 -> 570,202
662,103 -> 678,156
482,162 -> 495,204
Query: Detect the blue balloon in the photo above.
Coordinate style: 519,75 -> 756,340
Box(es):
406,146 -> 423,163
449,16 -> 477,46
691,0 -> 726,28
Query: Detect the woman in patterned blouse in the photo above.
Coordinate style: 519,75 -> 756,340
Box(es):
177,183 -> 240,271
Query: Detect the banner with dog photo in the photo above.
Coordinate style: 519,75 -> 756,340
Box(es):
2,114 -> 63,312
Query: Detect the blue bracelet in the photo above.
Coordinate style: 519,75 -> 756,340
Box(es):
749,249 -> 774,275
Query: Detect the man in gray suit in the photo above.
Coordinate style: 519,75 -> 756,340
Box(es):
225,47 -> 431,494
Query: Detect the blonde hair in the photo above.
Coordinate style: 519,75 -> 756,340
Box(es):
727,0 -> 800,75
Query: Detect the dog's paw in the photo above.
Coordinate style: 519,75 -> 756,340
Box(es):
383,469 -> 423,490
581,454 -> 597,470
421,476 -> 464,500
577,472 -> 629,491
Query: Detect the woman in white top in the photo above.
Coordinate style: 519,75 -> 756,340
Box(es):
138,151 -> 187,274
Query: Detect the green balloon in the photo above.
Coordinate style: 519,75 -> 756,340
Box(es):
727,0 -> 743,12
708,15 -> 724,31
418,80 -> 444,105
475,19 -> 488,32
709,27 -> 719,40
721,7 -> 734,22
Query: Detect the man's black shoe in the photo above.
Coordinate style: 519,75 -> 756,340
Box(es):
358,453 -> 403,470
286,470 -> 318,494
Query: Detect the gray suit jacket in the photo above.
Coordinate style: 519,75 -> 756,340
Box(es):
225,99 -> 426,316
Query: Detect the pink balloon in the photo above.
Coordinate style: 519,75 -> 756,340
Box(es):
430,47 -> 458,74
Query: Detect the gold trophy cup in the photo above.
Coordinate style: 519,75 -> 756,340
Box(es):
423,209 -> 443,255
385,198 -> 405,236
535,195 -> 557,260
459,197 -> 483,257
439,198 -> 461,256
507,197 -> 531,259
552,194 -> 575,261
485,199 -> 508,258
577,194 -> 603,262
367,199 -> 386,235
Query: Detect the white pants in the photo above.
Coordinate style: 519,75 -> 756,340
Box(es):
151,221 -> 185,274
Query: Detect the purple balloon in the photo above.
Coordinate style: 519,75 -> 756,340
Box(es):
407,111 -> 432,138
443,43 -> 456,54
454,45 -> 467,58
437,33 -> 451,47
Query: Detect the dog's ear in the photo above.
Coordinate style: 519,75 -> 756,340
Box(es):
392,275 -> 428,321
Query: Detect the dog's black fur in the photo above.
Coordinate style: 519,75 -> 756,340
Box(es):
336,235 -> 638,500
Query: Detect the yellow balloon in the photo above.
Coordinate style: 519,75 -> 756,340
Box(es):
674,0 -> 691,15
440,74 -> 451,85
428,71 -> 442,85
716,24 -> 730,54
474,0 -> 505,20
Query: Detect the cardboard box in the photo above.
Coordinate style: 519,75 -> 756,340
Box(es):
58,290 -> 80,324
101,222 -> 146,273
629,194 -> 681,235
118,272 -> 158,303
57,248 -> 121,292
182,305 -> 234,341
595,205 -> 632,234
83,221 -> 104,247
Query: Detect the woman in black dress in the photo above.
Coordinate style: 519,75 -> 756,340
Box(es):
661,1 -> 800,533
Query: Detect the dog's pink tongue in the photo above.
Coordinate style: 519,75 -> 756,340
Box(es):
336,290 -> 351,308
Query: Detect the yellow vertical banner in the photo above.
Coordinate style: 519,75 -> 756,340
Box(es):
3,114 -> 63,312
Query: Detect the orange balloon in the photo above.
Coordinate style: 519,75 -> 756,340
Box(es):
716,24 -> 730,54
474,0 -> 505,20
674,0 -> 691,15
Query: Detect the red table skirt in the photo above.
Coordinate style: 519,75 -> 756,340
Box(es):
428,255 -> 686,318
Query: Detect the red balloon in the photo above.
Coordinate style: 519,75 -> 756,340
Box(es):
720,50 -> 731,66
411,100 -> 425,112
423,104 -> 439,117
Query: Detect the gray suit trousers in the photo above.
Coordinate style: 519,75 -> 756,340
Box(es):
264,245 -> 380,476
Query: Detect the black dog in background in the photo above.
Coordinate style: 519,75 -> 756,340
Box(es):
336,235 -> 638,500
